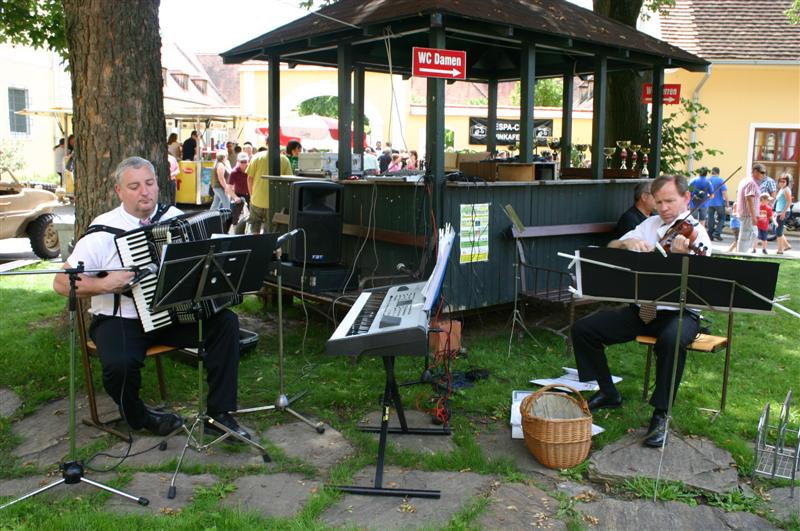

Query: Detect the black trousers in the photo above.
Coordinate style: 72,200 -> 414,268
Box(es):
571,305 -> 700,411
90,309 -> 240,430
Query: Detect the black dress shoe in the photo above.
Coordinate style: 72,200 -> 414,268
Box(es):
142,408 -> 183,436
586,390 -> 623,412
205,412 -> 252,441
643,410 -> 668,447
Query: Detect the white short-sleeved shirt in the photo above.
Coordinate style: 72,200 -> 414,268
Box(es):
66,204 -> 182,318
619,212 -> 711,311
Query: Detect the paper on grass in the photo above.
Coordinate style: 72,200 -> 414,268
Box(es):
510,389 -> 604,440
529,367 -> 622,392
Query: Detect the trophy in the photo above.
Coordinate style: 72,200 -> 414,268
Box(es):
616,140 -> 631,170
641,147 -> 650,177
603,147 -> 616,169
548,137 -> 561,161
630,144 -> 641,171
574,144 -> 589,167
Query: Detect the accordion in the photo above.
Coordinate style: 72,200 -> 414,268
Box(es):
115,209 -> 241,332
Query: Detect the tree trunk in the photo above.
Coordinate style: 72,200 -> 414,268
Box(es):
63,0 -> 167,235
593,0 -> 649,153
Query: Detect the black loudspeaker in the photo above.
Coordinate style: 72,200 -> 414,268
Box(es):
288,180 -> 343,264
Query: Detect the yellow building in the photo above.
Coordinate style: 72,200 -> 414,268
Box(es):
660,0 -> 800,195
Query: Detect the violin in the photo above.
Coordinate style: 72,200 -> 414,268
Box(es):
659,217 -> 708,256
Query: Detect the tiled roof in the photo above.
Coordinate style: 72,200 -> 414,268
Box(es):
660,0 -> 800,62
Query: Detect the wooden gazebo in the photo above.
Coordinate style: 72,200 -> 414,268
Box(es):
222,0 -> 709,311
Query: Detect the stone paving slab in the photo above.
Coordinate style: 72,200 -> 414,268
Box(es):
359,409 -> 456,456
473,481 -> 567,530
575,498 -> 778,530
12,395 -> 117,467
105,472 -> 216,515
765,487 -> 800,523
0,472 -> 116,502
322,466 -> 494,529
221,473 -> 321,518
0,387 -> 21,417
263,420 -> 354,474
475,422 -> 560,480
589,429 -> 739,494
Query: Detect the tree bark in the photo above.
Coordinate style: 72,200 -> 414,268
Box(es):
63,0 -> 167,234
593,0 -> 649,151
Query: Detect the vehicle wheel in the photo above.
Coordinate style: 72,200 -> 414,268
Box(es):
27,214 -> 60,259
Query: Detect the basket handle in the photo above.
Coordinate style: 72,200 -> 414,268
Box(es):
529,384 -> 591,415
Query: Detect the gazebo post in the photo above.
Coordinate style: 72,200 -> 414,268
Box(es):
338,43 -> 353,177
649,67 -> 665,178
268,54 -> 281,176
519,43 -> 536,163
354,65 -> 365,155
487,79 -> 498,155
561,66 -> 574,171
425,22 -> 445,222
591,54 -> 608,180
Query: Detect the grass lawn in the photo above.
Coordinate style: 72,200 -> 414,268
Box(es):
0,259 -> 798,529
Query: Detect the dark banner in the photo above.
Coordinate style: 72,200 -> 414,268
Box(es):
468,117 -> 553,146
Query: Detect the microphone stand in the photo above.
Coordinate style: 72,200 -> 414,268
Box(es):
234,230 -> 325,434
0,262 -> 149,510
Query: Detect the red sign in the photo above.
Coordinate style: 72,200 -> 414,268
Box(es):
642,83 -> 681,104
412,47 -> 466,80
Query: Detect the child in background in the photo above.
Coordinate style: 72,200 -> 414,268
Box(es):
727,201 -> 741,253
387,153 -> 403,172
753,192 -> 774,255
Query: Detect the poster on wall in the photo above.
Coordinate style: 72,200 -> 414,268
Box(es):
460,203 -> 490,264
468,117 -> 553,146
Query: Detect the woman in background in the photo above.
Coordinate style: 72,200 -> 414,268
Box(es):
167,132 -> 182,160
209,151 -> 237,211
406,150 -> 419,171
774,173 -> 793,254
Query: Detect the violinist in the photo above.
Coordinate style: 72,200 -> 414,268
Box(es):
571,174 -> 711,448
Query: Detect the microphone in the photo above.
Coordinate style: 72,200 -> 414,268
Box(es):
275,228 -> 301,247
122,263 -> 158,291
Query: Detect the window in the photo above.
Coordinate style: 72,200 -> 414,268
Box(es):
8,87 -> 30,135
192,78 -> 208,95
170,72 -> 188,90
753,127 -> 799,197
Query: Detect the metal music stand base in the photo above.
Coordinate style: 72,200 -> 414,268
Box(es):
0,265 -> 148,510
329,356 -> 450,499
1,461 -> 149,510
234,263 -> 325,434
168,316 -> 272,500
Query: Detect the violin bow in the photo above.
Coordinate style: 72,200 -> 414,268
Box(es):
658,166 -> 742,247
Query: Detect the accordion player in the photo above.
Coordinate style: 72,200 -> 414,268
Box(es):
53,156 -> 252,439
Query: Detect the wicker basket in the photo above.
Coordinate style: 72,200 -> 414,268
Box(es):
520,384 -> 592,469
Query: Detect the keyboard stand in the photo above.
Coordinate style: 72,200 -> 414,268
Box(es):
330,355 -> 450,499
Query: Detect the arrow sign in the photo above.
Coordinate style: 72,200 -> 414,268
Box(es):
412,47 -> 466,80
642,83 -> 681,104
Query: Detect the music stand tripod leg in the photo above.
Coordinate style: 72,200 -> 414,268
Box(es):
1,265 -> 149,510
234,263 -> 325,434
169,316 -> 272,500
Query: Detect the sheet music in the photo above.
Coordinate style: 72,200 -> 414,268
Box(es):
530,367 -> 622,392
422,224 -> 456,312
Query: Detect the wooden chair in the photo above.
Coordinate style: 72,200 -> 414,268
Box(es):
637,330 -> 731,416
76,298 -> 174,440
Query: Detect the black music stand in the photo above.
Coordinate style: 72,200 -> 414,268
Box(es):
562,247 -> 790,496
0,263 -> 149,510
150,234 -> 276,499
